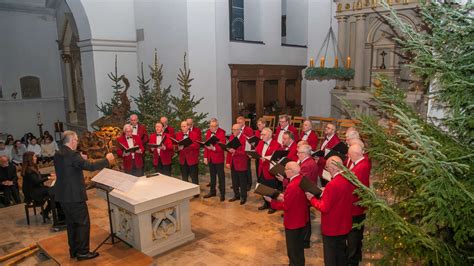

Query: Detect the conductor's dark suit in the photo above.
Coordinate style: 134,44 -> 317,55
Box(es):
53,145 -> 109,257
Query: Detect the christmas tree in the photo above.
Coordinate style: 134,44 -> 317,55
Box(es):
341,2 -> 474,264
170,52 -> 208,130
97,55 -> 126,116
132,49 -> 174,132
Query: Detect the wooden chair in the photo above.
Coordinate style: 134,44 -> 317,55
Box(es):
244,118 -> 251,127
336,119 -> 358,137
262,115 -> 276,130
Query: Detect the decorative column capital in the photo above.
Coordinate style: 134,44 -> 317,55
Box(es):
61,53 -> 72,63
355,14 -> 367,21
336,16 -> 348,23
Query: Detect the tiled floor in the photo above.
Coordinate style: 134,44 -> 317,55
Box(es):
0,168 -> 371,265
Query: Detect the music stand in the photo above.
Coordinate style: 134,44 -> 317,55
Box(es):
92,182 -> 132,252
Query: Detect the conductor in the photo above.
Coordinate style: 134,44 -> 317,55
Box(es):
53,130 -> 115,261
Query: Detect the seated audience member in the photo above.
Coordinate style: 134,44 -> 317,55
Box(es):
0,141 -> 10,157
26,137 -> 42,157
41,135 -> 58,162
21,152 -> 56,220
40,131 -> 53,144
5,136 -> 14,155
0,155 -> 21,206
11,140 -> 26,165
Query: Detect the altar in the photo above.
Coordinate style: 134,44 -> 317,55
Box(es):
95,171 -> 200,257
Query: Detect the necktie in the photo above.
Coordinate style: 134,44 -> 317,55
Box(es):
157,134 -> 162,136
127,136 -> 132,139
133,126 -> 137,129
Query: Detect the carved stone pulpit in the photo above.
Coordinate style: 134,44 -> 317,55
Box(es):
97,174 -> 200,256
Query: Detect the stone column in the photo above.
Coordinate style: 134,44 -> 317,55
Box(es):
61,53 -> 77,123
353,14 -> 366,89
278,78 -> 287,109
256,78 -> 265,118
336,16 -> 347,89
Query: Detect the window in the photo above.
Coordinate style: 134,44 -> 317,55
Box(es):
230,0 -> 244,41
282,15 -> 287,37
0,83 -> 3,99
20,76 -> 41,99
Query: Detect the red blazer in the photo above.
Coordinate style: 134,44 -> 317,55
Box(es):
300,157 -> 319,183
271,175 -> 309,229
116,135 -> 145,171
351,157 -> 371,216
225,134 -> 248,171
163,126 -> 175,139
203,128 -> 226,164
176,130 -> 200,166
241,125 -> 254,137
256,139 -> 281,180
149,132 -> 174,166
316,134 -> 341,178
190,127 -> 202,141
133,123 -> 149,144
274,125 -> 300,142
282,141 -> 298,162
255,129 -> 261,139
300,130 -> 319,151
310,173 -> 353,236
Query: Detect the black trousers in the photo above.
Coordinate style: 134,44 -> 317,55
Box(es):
231,167 -> 247,200
347,214 -> 366,265
209,162 -> 225,196
246,160 -> 252,189
320,177 -> 329,187
61,202 -> 91,256
322,234 -> 348,266
303,212 -> 312,248
125,160 -> 144,177
1,185 -> 21,206
154,159 -> 172,176
260,176 -> 277,208
285,226 -> 306,266
255,160 -> 261,183
180,162 -> 199,185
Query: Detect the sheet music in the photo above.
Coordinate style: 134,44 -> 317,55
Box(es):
92,168 -> 139,192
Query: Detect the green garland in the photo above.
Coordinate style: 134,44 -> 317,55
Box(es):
304,67 -> 355,81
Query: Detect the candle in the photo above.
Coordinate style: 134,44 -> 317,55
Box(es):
320,57 -> 325,68
346,57 -> 351,68
309,57 -> 314,67
335,57 -> 339,68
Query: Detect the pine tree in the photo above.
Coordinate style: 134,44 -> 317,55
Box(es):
132,49 -> 174,132
170,52 -> 208,130
339,2 -> 474,264
97,55 -> 124,116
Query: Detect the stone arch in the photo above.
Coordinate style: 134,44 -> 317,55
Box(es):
367,13 -> 418,44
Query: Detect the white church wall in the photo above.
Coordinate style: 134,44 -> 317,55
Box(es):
0,10 -> 65,138
243,0 -> 262,42
303,0 -> 338,118
285,0 -> 308,46
133,0 -> 189,100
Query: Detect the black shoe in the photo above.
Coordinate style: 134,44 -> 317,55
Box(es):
240,199 -> 247,205
228,197 -> 239,202
69,252 -> 76,259
220,196 -> 225,202
304,242 -> 311,249
267,208 -> 277,214
203,193 -> 216,199
258,205 -> 269,210
76,252 -> 99,261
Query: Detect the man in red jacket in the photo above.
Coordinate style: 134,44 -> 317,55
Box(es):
176,121 -> 201,187
264,161 -> 309,266
306,156 -> 354,266
274,114 -> 299,145
297,144 -> 318,183
116,124 -> 145,177
186,118 -> 202,140
281,131 -> 298,162
203,118 -> 226,201
255,127 -> 281,213
226,124 -> 249,205
148,122 -> 174,176
236,116 -> 254,191
130,114 -> 148,144
160,116 -> 175,138
300,120 -> 319,151
347,144 -> 371,266
316,123 -> 341,187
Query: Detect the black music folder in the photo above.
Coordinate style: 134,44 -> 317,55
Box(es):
269,162 -> 286,178
270,150 -> 289,162
218,137 -> 241,151
254,183 -> 281,199
119,143 -> 140,153
246,136 -> 260,147
246,150 -> 261,160
299,176 -> 323,199
170,137 -> 193,148
147,135 -> 166,148
196,135 -> 219,146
